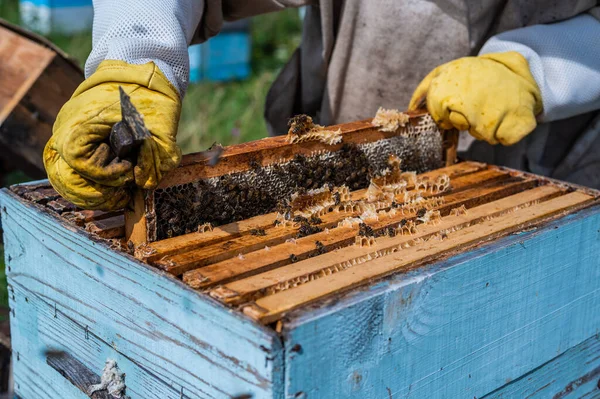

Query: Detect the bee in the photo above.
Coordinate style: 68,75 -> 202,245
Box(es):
297,221 -> 323,238
333,192 -> 341,206
309,216 -> 323,225
293,215 -> 308,223
358,223 -> 375,237
288,114 -> 315,136
315,241 -> 327,255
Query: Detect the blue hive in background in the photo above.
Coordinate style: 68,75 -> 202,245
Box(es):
19,0 -> 93,35
189,20 -> 251,83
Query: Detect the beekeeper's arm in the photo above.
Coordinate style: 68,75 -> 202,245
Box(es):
409,10 -> 600,146
44,0 -> 312,210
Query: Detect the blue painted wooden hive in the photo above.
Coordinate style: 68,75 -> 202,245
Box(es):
2,115 -> 600,398
19,0 -> 93,35
188,20 -> 251,83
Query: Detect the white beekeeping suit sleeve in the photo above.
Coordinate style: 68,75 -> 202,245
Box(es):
85,0 -> 204,96
479,12 -> 600,123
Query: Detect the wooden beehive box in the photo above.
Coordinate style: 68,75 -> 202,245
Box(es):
1,115 -> 600,398
0,18 -> 83,180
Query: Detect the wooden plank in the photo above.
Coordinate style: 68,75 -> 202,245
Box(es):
76,210 -> 122,224
0,188 -> 284,398
14,282 -> 210,398
85,216 -> 125,239
481,334 -> 600,398
144,161 -> 488,261
0,26 -> 82,175
244,191 -> 595,324
46,198 -> 78,214
62,209 -> 123,228
158,112 -> 434,188
0,24 -> 55,123
444,129 -> 459,166
124,189 -> 149,246
22,188 -> 59,203
156,168 -> 513,276
282,205 -> 600,398
188,177 -> 538,290
208,185 -> 562,303
46,351 -> 110,399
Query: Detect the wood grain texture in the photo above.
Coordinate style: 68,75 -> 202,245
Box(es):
481,334 -> 600,399
124,189 -> 149,246
211,185 -> 563,305
188,176 -> 537,290
146,161 -> 487,262
159,168 -> 513,276
46,351 -> 110,399
0,189 -> 284,399
444,130 -> 459,167
13,283 -> 197,398
0,25 -> 54,122
248,191 -> 595,323
0,26 -> 82,175
281,204 -> 600,398
85,215 -> 125,239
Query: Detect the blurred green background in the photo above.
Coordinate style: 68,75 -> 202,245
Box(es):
0,0 -> 303,152
0,0 -> 304,308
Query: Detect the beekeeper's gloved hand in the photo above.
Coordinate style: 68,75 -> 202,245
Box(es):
44,61 -> 181,210
43,0 -> 203,210
409,51 -> 543,146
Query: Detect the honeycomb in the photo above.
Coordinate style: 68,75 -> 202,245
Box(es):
152,115 -> 443,240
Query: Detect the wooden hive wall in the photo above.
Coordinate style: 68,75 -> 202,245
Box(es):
5,171 -> 600,398
13,161 -> 600,327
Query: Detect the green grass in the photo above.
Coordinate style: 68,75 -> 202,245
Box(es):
179,10 -> 302,151
1,0 -> 302,153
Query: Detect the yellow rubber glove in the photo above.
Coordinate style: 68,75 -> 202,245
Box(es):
44,60 -> 182,210
409,51 -> 543,146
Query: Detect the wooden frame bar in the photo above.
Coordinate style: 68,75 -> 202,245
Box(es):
211,185 -> 562,305
156,164 -> 503,275
4,164 -> 600,397
184,177 -> 538,289
125,112 -> 453,246
243,191 -> 595,324
144,161 -> 484,263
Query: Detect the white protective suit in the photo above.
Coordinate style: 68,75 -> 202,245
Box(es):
86,0 -> 600,187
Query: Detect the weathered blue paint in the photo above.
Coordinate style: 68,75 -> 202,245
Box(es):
0,188 -> 284,398
482,334 -> 600,398
283,207 -> 600,398
188,26 -> 251,83
3,183 -> 600,399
